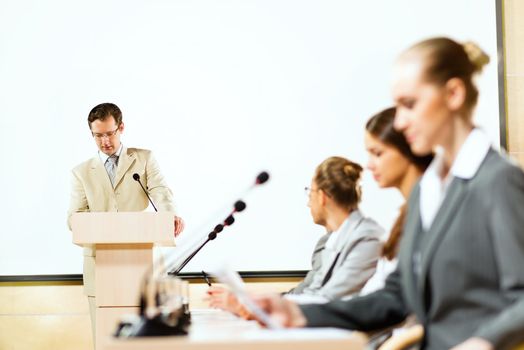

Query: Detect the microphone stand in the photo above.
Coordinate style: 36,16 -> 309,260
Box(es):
132,173 -> 158,212
169,201 -> 245,276
114,173 -> 268,338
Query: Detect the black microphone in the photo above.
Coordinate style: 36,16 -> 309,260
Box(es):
133,173 -> 158,212
167,200 -> 245,276
116,172 -> 270,337
169,205 -> 240,276
256,171 -> 270,185
234,200 -> 246,212
166,176 -> 263,276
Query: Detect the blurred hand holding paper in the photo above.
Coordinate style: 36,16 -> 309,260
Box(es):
210,264 -> 283,329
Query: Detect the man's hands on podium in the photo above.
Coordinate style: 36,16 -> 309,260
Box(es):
174,216 -> 185,237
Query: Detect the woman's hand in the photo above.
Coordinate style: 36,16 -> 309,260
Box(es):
253,294 -> 307,328
205,286 -> 240,312
449,337 -> 494,350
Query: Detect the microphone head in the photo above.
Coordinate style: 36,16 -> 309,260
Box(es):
234,200 -> 247,212
256,171 -> 270,185
133,173 -> 140,181
224,215 -> 235,226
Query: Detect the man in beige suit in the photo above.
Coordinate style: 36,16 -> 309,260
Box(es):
67,102 -> 184,343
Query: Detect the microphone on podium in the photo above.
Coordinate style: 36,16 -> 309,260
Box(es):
133,173 -> 158,212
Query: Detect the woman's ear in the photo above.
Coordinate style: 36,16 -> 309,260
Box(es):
319,189 -> 328,206
444,78 -> 467,111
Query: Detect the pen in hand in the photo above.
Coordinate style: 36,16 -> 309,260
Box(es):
202,270 -> 212,286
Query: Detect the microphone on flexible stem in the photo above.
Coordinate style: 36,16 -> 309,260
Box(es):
168,177 -> 261,276
117,172 -> 269,337
133,173 -> 158,212
234,171 -> 270,198
255,171 -> 270,185
169,200 -> 247,275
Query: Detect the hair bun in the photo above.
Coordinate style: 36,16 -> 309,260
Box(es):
463,41 -> 490,73
343,162 -> 363,182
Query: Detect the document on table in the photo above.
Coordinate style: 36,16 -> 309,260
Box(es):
242,327 -> 355,341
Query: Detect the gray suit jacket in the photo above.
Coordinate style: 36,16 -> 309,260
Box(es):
300,149 -> 524,350
288,210 -> 384,300
288,233 -> 330,295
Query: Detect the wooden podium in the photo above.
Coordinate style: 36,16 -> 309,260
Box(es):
71,212 -> 175,350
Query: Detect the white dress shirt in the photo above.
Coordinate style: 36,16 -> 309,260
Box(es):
98,143 -> 123,164
419,128 -> 491,230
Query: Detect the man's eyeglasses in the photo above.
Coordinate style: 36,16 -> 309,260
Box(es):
92,127 -> 120,140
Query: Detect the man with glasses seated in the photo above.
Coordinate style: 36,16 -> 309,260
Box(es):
67,102 -> 185,342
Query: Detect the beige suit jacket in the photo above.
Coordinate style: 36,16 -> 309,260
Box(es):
67,147 -> 175,296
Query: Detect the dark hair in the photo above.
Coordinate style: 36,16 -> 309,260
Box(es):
314,156 -> 363,212
87,103 -> 122,129
403,37 -> 489,112
366,107 -> 433,260
366,107 -> 433,172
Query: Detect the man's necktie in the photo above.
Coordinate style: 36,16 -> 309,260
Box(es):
105,155 -> 118,187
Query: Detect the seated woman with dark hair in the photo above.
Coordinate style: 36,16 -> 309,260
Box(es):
360,106 -> 433,296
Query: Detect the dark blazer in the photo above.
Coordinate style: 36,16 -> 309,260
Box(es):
300,149 -> 524,350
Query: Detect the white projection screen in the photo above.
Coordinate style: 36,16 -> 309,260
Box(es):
0,0 -> 503,278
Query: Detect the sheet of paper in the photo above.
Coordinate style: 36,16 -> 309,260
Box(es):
210,265 -> 283,329
241,327 -> 354,341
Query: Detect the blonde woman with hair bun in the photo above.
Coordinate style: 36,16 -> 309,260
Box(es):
206,156 -> 385,313
255,37 -> 524,350
462,41 -> 490,72
286,155 -> 383,302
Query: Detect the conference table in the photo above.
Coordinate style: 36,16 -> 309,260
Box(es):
102,309 -> 367,350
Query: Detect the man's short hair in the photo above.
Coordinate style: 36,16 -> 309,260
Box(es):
87,103 -> 122,129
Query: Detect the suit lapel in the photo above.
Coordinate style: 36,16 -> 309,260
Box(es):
114,148 -> 136,189
399,185 -> 425,315
320,212 -> 363,285
419,178 -> 468,293
321,237 -> 344,281
89,157 -> 113,192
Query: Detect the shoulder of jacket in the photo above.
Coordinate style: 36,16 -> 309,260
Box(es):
125,147 -> 151,154
126,147 -> 153,158
358,216 -> 386,238
72,156 -> 97,173
476,149 -> 524,184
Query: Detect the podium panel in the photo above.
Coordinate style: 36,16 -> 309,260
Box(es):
96,244 -> 152,307
72,212 -> 175,246
71,212 -> 176,349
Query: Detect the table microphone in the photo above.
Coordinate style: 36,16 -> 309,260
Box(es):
133,173 -> 158,212
169,200 -> 246,275
117,172 -> 270,337
256,171 -> 269,185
